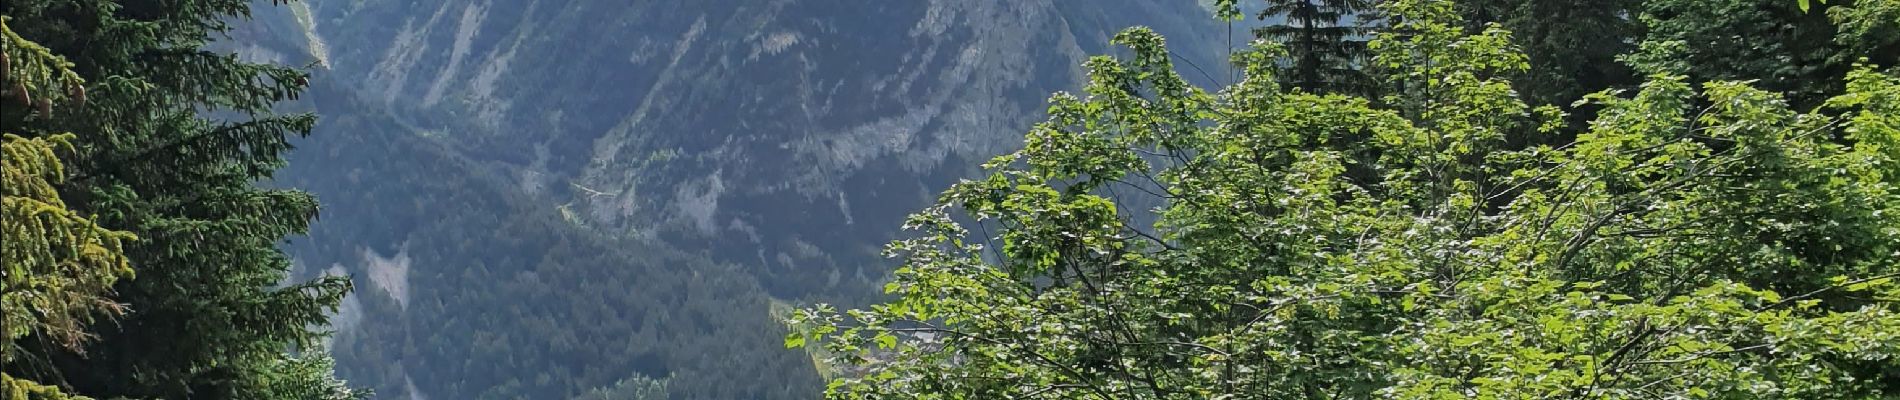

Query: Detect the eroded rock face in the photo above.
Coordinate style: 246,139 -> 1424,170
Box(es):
257,1 -> 1230,398
291,0 -> 1227,294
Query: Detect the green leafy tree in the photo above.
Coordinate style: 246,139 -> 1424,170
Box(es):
1453,0 -> 1641,117
790,0 -> 1900,398
1633,0 -> 1899,108
1251,0 -> 1380,96
1,1 -> 357,399
1824,0 -> 1900,59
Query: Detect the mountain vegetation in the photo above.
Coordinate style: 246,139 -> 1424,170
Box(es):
274,81 -> 822,399
1,1 -> 355,399
790,0 -> 1900,398
7,0 -> 1896,399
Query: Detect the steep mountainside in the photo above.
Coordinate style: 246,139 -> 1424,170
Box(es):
236,0 -> 1235,398
278,81 -> 819,399
298,0 -> 1232,295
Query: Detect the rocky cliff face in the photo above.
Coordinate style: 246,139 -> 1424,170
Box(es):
295,0 -> 1230,295
245,0 -> 1234,398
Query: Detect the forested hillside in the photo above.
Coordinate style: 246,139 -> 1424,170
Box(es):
276,80 -> 820,399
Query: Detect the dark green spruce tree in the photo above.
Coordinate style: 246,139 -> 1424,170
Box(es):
1252,0 -> 1380,96
1,1 -> 357,399
1454,0 -> 1641,113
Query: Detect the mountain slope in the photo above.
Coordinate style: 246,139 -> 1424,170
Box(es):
295,0 -> 1233,296
278,80 -> 820,399
239,0 -> 1236,398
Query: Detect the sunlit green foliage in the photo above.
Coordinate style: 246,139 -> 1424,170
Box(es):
790,0 -> 1900,398
2,133 -> 135,357
1,18 -> 133,355
1827,0 -> 1900,56
1,20 -> 128,400
4,373 -> 88,400
1635,0 -> 1898,108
